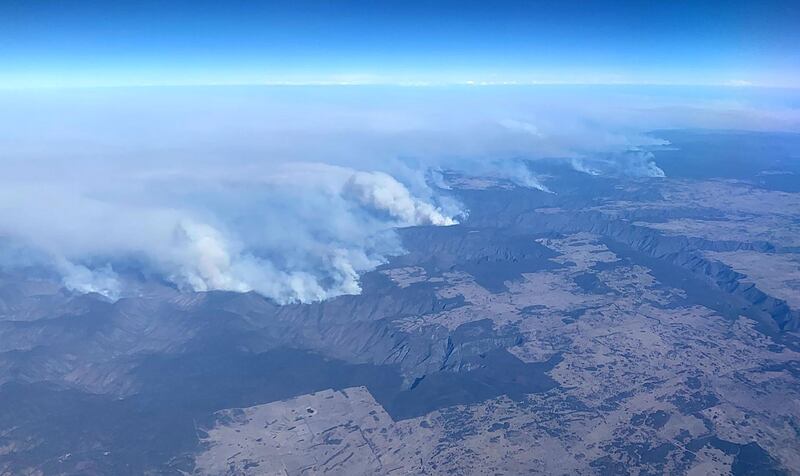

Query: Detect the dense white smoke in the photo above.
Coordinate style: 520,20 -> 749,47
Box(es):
0,158 -> 457,303
166,219 -> 368,303
0,85 -> 796,302
149,170 -> 459,303
0,162 -> 458,304
344,171 -> 458,226
59,261 -> 122,300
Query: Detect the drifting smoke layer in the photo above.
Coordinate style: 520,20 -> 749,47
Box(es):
158,169 -> 458,302
1,164 -> 458,303
569,150 -> 666,178
344,171 -> 458,226
0,85 -> 797,302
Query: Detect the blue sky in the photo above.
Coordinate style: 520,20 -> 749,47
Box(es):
1,0 -> 799,88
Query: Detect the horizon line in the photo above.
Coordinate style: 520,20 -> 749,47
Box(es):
1,79 -> 798,91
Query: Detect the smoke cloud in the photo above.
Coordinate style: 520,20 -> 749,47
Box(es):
344,171 -> 458,226
0,85 -> 797,302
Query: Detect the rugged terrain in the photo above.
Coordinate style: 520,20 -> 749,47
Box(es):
1,130 -> 799,475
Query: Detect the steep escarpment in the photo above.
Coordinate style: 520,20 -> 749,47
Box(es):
488,206 -> 799,332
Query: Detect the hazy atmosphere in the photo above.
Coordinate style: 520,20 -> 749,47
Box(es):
2,86 -> 798,302
1,1 -> 799,475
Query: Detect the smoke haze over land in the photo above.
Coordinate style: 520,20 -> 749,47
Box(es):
1,85 -> 798,302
